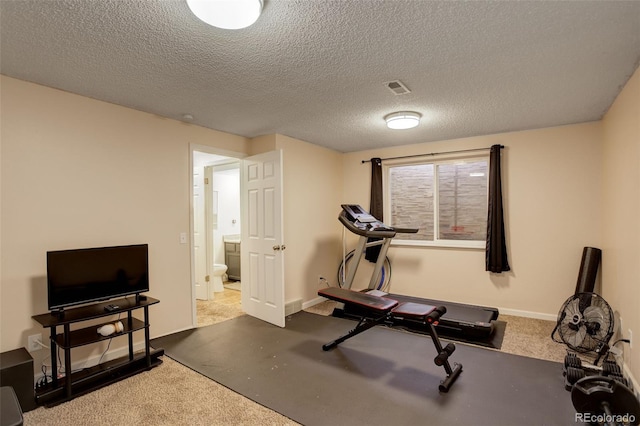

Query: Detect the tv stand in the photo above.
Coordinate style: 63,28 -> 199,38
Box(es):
32,297 -> 163,406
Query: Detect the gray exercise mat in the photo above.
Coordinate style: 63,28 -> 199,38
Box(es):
151,311 -> 576,426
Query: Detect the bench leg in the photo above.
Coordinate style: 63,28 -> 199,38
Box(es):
425,322 -> 463,392
439,362 -> 463,392
323,314 -> 389,351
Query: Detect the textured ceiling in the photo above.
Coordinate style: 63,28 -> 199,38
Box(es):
1,0 -> 639,153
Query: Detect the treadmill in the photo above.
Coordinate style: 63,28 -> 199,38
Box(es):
334,204 -> 499,339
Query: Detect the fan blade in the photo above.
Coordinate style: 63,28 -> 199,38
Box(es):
558,297 -> 587,350
559,322 -> 587,349
583,306 -> 609,338
561,299 -> 581,325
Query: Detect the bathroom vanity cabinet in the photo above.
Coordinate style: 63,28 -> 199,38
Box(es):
225,241 -> 241,281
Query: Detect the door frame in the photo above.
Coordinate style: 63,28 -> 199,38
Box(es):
189,144 -> 246,327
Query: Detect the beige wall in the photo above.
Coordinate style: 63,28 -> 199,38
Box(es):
342,122 -> 603,317
271,134 -> 344,304
0,76 -> 249,364
601,66 -> 640,382
248,134 -> 277,155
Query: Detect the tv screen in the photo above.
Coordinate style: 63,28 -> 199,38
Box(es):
47,244 -> 149,310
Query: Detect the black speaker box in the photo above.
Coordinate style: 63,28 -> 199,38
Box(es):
0,348 -> 35,412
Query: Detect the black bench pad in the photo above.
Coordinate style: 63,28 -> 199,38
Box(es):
318,287 -> 398,313
392,302 -> 436,320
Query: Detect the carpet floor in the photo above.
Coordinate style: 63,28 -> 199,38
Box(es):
151,311 -> 576,426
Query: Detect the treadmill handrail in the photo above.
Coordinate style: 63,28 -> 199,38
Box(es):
391,226 -> 419,235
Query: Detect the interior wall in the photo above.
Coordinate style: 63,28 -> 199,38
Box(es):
601,66 -> 640,382
342,122 -> 603,318
0,76 -> 249,365
248,134 -> 277,155
271,134 -> 344,305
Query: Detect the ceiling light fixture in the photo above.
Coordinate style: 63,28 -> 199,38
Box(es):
186,0 -> 263,30
385,111 -> 421,130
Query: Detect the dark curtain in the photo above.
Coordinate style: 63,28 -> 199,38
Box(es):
486,145 -> 510,273
365,158 -> 383,262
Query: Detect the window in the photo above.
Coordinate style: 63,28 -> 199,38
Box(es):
384,156 -> 488,248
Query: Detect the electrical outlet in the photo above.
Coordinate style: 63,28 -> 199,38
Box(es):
318,275 -> 327,286
629,329 -> 633,349
28,334 -> 42,351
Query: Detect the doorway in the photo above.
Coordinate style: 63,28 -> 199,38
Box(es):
190,145 -> 286,328
192,149 -> 244,327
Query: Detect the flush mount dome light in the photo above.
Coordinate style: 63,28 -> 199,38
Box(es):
385,111 -> 421,130
186,0 -> 263,30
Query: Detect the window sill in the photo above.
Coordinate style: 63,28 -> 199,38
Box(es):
391,239 -> 485,250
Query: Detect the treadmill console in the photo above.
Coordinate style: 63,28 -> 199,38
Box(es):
340,204 -> 419,237
340,204 -> 395,236
341,204 -> 378,223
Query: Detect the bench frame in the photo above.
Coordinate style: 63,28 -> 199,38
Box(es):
318,287 -> 463,392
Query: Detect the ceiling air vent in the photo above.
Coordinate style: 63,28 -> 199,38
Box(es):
385,80 -> 411,95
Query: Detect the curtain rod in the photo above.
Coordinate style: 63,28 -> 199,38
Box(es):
360,145 -> 504,164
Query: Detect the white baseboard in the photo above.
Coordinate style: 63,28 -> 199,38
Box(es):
153,325 -> 194,339
285,299 -> 303,316
498,307 -> 557,322
302,296 -> 328,310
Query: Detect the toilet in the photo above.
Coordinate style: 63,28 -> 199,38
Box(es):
212,264 -> 227,293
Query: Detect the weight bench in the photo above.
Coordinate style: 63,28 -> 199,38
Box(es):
318,287 -> 463,392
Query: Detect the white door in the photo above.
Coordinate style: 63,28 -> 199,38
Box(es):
193,166 -> 211,300
241,150 -> 285,327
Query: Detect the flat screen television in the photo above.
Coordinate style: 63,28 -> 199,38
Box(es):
47,244 -> 149,311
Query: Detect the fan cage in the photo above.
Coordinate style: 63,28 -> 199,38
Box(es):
554,292 -> 614,354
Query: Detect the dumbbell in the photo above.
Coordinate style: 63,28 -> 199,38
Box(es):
565,366 -> 586,391
564,353 -> 582,370
602,360 -> 622,376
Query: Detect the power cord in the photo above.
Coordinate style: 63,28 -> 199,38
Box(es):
97,313 -> 122,365
34,339 -> 53,390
